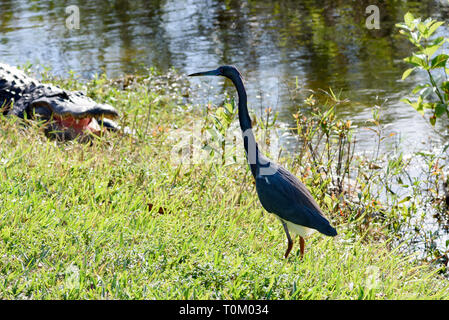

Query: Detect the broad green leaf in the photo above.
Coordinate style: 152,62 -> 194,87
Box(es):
417,22 -> 427,34
424,17 -> 435,28
401,98 -> 424,115
416,96 -> 425,115
401,68 -> 415,80
432,36 -> 445,46
401,98 -> 413,105
395,22 -> 410,31
435,103 -> 447,118
423,43 -> 443,57
418,95 -> 423,105
426,21 -> 444,38
404,12 -> 415,27
416,105 -> 425,115
422,102 -> 435,110
431,54 -> 449,69
441,81 -> 449,93
404,54 -> 428,69
412,84 -> 430,94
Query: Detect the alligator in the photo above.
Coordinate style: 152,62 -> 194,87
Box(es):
0,63 -> 119,140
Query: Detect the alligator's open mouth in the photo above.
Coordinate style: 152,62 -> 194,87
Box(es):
43,113 -> 116,141
29,93 -> 119,140
42,112 -> 118,141
53,114 -> 102,134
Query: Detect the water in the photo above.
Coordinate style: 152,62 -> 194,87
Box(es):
1,0 -> 448,150
1,0 -> 449,252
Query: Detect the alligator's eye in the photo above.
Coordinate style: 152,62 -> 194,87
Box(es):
58,92 -> 70,100
29,101 -> 52,119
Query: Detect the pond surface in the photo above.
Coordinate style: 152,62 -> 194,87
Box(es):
1,0 -> 449,151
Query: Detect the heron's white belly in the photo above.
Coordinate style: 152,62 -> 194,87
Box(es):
275,215 -> 315,237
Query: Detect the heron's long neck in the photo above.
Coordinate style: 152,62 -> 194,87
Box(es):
230,75 -> 260,178
231,75 -> 252,132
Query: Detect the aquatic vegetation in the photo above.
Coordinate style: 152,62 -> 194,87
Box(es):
397,12 -> 449,127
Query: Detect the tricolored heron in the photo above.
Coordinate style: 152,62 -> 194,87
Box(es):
189,66 -> 337,258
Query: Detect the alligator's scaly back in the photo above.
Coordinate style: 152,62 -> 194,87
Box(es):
0,63 -> 40,116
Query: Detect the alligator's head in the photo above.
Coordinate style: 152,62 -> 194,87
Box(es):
4,86 -> 119,141
0,63 -> 119,141
26,89 -> 119,140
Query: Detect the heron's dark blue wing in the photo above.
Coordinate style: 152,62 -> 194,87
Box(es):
255,164 -> 337,236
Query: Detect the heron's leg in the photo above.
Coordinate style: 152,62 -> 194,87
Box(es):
281,222 -> 293,259
299,236 -> 305,258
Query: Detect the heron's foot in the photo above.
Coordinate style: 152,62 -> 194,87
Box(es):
299,236 -> 305,259
284,240 -> 293,259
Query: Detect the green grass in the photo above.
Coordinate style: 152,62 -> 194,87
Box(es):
0,70 -> 448,299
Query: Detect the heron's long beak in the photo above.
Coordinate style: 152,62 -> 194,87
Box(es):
188,69 -> 220,77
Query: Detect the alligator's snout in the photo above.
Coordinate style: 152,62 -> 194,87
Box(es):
54,115 -> 102,135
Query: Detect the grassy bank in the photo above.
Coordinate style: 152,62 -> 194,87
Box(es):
0,68 -> 448,299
